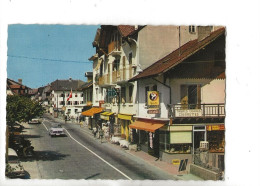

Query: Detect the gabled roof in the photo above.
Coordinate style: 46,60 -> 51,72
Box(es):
51,79 -> 85,91
118,25 -> 136,37
78,81 -> 93,90
129,27 -> 226,81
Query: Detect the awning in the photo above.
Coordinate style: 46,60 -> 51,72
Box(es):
129,120 -> 166,133
100,112 -> 114,120
81,107 -> 103,117
118,113 -> 133,121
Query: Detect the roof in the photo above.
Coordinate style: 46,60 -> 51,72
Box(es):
51,79 -> 85,91
78,81 -> 93,90
118,25 -> 136,37
129,27 -> 226,81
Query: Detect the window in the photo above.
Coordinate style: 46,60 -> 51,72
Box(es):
81,101 -> 84,104
75,109 -> 78,113
152,85 -> 157,91
74,101 -> 79,105
129,85 -> 133,103
129,52 -> 132,65
121,87 -> 126,103
189,25 -> 196,33
81,93 -> 84,97
113,57 -> 120,71
180,84 -> 201,109
75,93 -> 78,97
145,86 -> 149,104
67,109 -> 71,114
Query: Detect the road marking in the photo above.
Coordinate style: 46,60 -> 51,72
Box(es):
42,119 -> 49,131
63,128 -> 132,180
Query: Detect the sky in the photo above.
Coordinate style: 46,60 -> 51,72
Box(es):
7,24 -> 100,88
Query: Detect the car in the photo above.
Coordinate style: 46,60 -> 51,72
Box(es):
28,118 -> 41,124
5,148 -> 26,179
49,124 -> 66,137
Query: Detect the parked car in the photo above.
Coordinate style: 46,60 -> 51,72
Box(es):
28,118 -> 41,124
5,148 -> 26,179
49,124 -> 66,137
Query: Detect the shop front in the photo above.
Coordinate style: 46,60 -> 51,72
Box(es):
117,113 -> 134,141
100,112 -> 115,137
81,107 -> 103,130
129,118 -> 167,158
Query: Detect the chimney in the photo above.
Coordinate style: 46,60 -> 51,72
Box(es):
18,79 -> 22,84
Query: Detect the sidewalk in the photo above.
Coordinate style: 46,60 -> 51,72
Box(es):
51,115 -> 203,181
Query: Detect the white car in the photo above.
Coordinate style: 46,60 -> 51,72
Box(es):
28,118 -> 41,124
6,148 -> 26,178
49,124 -> 66,137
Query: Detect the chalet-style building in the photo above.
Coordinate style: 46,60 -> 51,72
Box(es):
129,27 -> 225,177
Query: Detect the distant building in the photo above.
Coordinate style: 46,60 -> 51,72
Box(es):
50,78 -> 85,119
6,78 -> 31,96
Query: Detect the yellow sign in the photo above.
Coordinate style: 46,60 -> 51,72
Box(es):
147,91 -> 159,106
172,159 -> 180,165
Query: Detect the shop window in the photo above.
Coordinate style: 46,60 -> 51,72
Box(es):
207,130 -> 225,153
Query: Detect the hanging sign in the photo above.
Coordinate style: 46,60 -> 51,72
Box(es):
147,91 -> 160,108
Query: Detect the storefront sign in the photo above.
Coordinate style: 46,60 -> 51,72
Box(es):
147,91 -> 159,108
147,109 -> 160,114
172,159 -> 180,165
175,109 -> 202,117
207,125 -> 225,131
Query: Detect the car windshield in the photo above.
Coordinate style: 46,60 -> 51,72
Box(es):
8,155 -> 19,163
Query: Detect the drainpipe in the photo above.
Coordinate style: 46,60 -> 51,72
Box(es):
128,37 -> 141,147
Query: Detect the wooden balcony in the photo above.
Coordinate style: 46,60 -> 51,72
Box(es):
112,66 -> 134,83
168,103 -> 225,118
98,74 -> 111,86
108,41 -> 121,55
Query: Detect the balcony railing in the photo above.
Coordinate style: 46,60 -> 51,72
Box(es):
168,103 -> 225,118
98,74 -> 110,86
112,66 -> 134,83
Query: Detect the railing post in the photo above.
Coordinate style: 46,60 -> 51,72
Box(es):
203,104 -> 205,117
218,104 -> 220,117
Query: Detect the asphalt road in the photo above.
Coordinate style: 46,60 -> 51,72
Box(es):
21,114 -> 177,180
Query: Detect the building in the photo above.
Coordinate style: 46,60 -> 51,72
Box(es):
6,78 -> 31,96
90,25 -> 224,144
50,78 -> 85,119
129,27 -> 226,176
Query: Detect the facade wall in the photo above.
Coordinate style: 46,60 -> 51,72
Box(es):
169,78 -> 225,105
137,76 -> 170,119
52,90 -> 84,117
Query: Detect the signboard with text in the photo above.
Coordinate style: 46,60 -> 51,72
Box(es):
175,109 -> 202,117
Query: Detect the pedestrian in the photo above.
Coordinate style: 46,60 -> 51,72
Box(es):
99,128 -> 104,143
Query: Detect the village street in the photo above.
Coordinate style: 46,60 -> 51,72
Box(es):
19,114 -> 181,180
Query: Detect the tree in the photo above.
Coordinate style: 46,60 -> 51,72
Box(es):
6,95 -> 44,125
